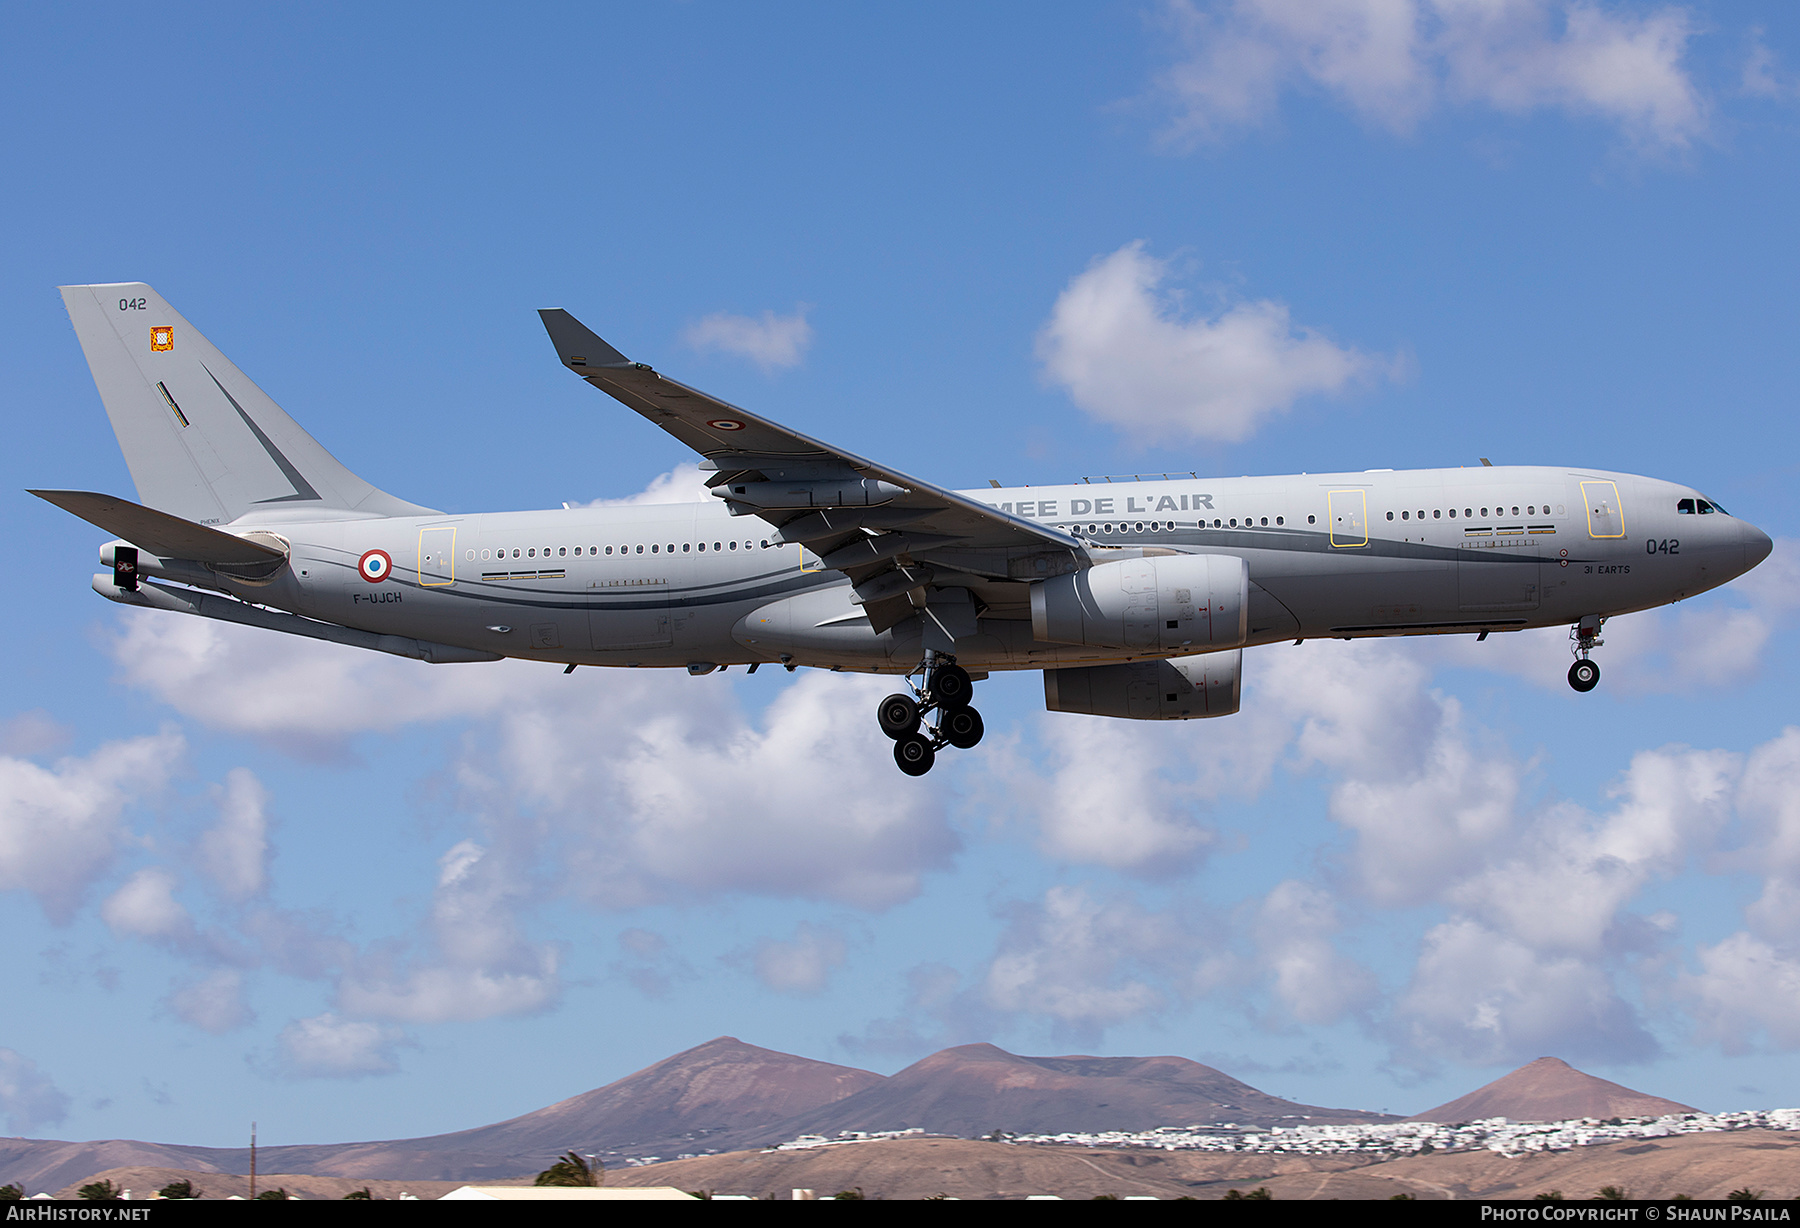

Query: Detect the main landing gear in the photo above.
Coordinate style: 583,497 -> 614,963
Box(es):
879,653 -> 984,776
1568,615 -> 1605,693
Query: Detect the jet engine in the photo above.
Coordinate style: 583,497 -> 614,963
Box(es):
1043,650 -> 1242,720
1030,553 -> 1248,652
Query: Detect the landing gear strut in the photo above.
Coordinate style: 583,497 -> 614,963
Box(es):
879,652 -> 983,775
1568,615 -> 1604,693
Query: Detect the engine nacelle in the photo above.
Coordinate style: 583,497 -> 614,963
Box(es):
1030,553 -> 1248,652
1043,651 -> 1242,720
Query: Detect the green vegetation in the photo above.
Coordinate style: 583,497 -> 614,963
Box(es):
253,1188 -> 291,1200
0,1185 -> 21,1201
77,1180 -> 121,1201
1533,1190 -> 1566,1201
1224,1187 -> 1273,1200
343,1188 -> 374,1199
1593,1186 -> 1629,1200
1727,1188 -> 1765,1202
157,1179 -> 201,1199
534,1150 -> 602,1187
833,1187 -> 866,1199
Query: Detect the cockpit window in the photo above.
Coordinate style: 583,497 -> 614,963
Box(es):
1697,498 -> 1724,515
1677,498 -> 1695,514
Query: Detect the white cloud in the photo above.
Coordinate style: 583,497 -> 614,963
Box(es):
684,305 -> 813,371
336,840 -> 560,1024
1254,879 -> 1377,1025
1683,932 -> 1800,1053
743,923 -> 849,995
0,730 -> 183,924
982,886 -> 1179,1034
276,1013 -> 410,1079
199,768 -> 269,901
100,867 -> 194,942
1037,243 -> 1395,443
1393,915 -> 1658,1065
0,1049 -> 70,1134
995,713 -> 1219,874
168,969 -> 254,1034
582,463 -> 713,508
1157,0 -> 1709,153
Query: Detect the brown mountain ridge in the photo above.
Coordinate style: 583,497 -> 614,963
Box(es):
0,1043 -> 1700,1192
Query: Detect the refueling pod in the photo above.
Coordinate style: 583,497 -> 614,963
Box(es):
1044,650 -> 1242,720
1031,553 -> 1248,652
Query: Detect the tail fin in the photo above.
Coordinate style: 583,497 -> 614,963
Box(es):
58,283 -> 434,525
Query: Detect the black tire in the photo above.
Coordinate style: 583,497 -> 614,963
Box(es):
1568,659 -> 1600,693
894,734 -> 936,776
877,692 -> 921,739
932,664 -> 973,710
943,707 -> 985,750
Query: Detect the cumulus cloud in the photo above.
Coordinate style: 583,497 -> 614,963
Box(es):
684,306 -> 813,372
582,463 -> 713,508
993,713 -> 1219,875
336,840 -> 560,1024
0,1049 -> 71,1134
0,730 -> 183,924
167,969 -> 254,1034
983,886 -> 1182,1036
740,922 -> 849,995
276,1013 -> 411,1079
1156,0 -> 1708,153
1254,880 -> 1377,1025
1037,243 -> 1395,443
1393,916 -> 1659,1065
101,867 -> 194,943
199,769 -> 269,901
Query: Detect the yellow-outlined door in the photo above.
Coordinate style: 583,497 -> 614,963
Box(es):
1580,481 -> 1626,538
418,527 -> 456,586
1329,490 -> 1368,547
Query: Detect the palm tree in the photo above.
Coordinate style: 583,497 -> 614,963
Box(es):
78,1180 -> 122,1201
534,1151 -> 602,1187
157,1179 -> 202,1200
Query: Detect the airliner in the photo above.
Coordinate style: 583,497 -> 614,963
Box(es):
36,284 -> 1772,775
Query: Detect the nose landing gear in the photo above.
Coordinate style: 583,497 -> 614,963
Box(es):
878,652 -> 983,775
1568,615 -> 1605,693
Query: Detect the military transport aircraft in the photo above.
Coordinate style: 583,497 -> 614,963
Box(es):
36,284 -> 1773,775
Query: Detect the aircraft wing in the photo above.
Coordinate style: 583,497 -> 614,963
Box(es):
539,310 -> 1082,626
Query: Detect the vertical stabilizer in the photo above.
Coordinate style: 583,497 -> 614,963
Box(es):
59,284 -> 434,525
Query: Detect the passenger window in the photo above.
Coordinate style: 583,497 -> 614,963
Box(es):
1433,509 -> 1441,519
635,545 -> 643,554
1276,516 -> 1284,525
683,543 -> 691,552
729,541 -> 737,550
1387,512 -> 1395,521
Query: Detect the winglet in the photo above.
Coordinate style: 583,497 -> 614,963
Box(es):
538,309 -> 634,372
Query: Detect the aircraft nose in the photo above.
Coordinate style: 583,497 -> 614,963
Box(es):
1742,521 -> 1774,571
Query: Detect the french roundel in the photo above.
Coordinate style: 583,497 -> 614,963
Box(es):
358,549 -> 393,583
707,418 -> 746,431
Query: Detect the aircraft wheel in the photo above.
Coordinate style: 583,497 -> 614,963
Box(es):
943,707 -> 984,750
878,693 -> 921,739
1568,659 -> 1600,693
932,664 -> 973,710
894,733 -> 936,776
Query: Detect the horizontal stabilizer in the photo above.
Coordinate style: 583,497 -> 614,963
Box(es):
30,489 -> 286,565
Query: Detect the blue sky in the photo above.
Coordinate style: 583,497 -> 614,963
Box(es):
5,1 -> 1800,1147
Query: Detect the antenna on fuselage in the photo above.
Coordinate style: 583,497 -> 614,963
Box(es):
1479,457 -> 1494,467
